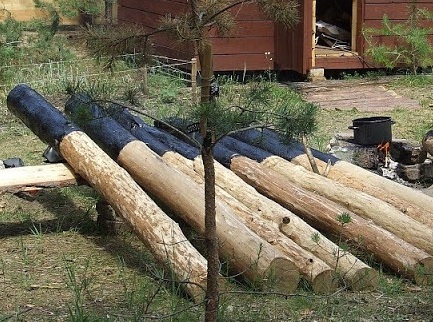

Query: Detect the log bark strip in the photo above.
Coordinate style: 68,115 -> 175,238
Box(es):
227,156 -> 433,285
65,96 -> 300,293
6,84 -> 208,302
192,159 -> 378,291
0,163 -> 82,195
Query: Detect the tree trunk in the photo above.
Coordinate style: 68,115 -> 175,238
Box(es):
201,134 -> 219,320
227,156 -> 433,285
6,84 -> 208,302
192,158 -> 378,291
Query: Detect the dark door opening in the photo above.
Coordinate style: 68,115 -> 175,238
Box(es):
315,0 -> 356,53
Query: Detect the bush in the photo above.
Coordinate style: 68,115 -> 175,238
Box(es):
363,3 -> 433,74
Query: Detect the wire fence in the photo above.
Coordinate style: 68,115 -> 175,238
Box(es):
0,53 -> 199,102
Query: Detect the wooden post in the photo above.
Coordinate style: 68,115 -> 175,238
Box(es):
191,57 -> 198,104
6,84 -> 208,302
65,95 -> 300,293
142,64 -> 148,95
0,163 -> 81,195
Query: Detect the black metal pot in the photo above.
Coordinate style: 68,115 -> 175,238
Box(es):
348,116 -> 395,145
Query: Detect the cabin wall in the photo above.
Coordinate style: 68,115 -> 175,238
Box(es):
117,0 -> 433,74
274,1 -> 312,74
117,0 -> 275,71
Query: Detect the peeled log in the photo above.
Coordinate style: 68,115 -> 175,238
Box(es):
232,128 -> 433,230
292,155 -> 433,228
228,156 -> 433,285
192,158 -> 377,291
261,156 -> 433,252
65,97 -> 300,293
167,155 -> 337,293
6,84 -> 208,302
118,141 -> 300,292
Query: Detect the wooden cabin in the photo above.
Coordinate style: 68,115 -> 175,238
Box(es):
118,0 -> 433,76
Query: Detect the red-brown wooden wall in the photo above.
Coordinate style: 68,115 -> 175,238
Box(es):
118,0 -> 433,74
117,0 -> 275,71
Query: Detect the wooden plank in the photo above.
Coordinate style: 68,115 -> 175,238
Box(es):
0,163 -> 81,195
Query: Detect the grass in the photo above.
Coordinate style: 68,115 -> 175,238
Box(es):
1,31 -> 433,321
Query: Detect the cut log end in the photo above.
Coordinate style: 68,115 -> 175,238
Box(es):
311,269 -> 339,294
414,257 -> 433,286
347,267 -> 379,292
264,257 -> 300,293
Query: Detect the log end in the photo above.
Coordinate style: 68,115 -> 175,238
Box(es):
311,269 -> 339,294
346,267 -> 379,292
414,257 -> 433,286
264,257 -> 300,293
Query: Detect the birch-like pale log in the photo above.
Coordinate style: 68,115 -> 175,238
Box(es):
6,84 -> 208,301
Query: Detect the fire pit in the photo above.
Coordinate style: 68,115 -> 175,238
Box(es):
329,123 -> 432,185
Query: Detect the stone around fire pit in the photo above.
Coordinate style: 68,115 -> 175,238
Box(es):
328,132 -> 379,169
328,131 -> 433,182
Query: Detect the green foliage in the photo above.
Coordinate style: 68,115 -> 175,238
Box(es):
54,0 -> 104,16
337,212 -> 352,226
363,4 -> 433,74
188,78 -> 317,142
0,14 -> 74,84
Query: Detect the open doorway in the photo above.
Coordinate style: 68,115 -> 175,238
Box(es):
314,0 -> 358,57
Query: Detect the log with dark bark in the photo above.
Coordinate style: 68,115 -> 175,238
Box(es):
65,95 -> 300,293
6,84 -> 209,302
108,109 -> 341,291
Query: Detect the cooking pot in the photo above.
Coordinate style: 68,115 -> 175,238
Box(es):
348,116 -> 395,145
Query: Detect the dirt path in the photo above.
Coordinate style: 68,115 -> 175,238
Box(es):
293,79 -> 421,112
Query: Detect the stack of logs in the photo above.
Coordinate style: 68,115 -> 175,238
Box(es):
2,85 -> 433,301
